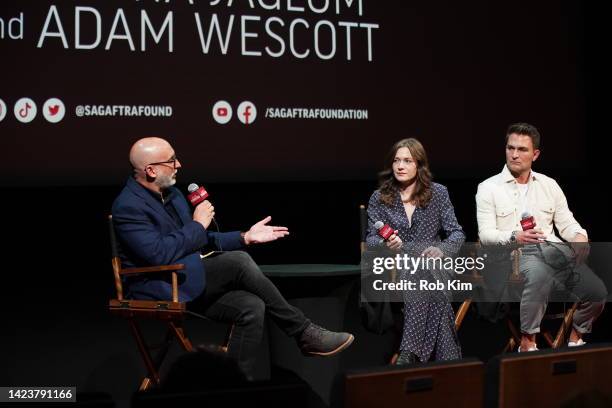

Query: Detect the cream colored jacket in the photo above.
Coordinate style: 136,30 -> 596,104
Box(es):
476,165 -> 587,245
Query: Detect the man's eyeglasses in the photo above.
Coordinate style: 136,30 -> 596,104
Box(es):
145,156 -> 178,170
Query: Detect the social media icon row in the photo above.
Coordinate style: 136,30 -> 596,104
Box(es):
212,101 -> 257,125
0,97 -> 65,123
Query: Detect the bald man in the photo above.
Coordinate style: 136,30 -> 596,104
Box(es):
112,137 -> 354,376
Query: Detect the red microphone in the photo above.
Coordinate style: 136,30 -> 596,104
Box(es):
374,221 -> 395,241
187,183 -> 209,206
520,212 -> 536,231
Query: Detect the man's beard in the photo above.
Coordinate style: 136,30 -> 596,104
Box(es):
155,173 -> 176,189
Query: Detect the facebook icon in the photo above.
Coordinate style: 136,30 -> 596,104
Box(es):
237,101 -> 257,125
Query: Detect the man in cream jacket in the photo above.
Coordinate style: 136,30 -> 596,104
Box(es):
476,123 -> 607,352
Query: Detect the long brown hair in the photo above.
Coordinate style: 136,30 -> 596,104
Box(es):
379,138 -> 433,207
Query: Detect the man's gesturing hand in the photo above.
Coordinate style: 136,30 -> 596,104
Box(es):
244,216 -> 289,245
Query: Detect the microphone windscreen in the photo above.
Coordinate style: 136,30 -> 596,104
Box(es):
187,183 -> 199,193
374,221 -> 384,230
521,212 -> 531,219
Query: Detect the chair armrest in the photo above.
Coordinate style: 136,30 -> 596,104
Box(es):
119,264 -> 185,276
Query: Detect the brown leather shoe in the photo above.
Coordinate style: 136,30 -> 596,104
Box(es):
297,323 -> 354,356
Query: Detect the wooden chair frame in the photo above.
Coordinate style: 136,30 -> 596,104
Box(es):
108,215 -> 231,391
502,248 -> 578,352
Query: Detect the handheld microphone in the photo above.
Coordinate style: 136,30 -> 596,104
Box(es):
187,183 -> 222,249
374,221 -> 395,241
187,183 -> 209,207
520,211 -> 536,231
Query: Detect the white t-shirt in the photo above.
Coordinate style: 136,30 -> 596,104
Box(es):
517,182 -> 529,216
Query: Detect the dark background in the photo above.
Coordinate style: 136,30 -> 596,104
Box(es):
1,0 -> 611,405
0,0 -> 595,185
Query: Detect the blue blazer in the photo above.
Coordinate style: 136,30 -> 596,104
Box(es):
111,177 -> 244,301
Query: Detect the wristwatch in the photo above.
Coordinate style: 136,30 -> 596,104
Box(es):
510,230 -> 518,243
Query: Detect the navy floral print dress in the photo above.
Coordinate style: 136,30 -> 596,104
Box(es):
366,182 -> 465,362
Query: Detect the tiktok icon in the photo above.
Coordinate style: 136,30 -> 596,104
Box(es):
237,101 -> 257,125
14,97 -> 37,123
